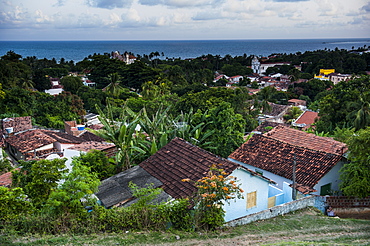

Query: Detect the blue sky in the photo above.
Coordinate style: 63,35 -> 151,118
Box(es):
1,0 -> 369,40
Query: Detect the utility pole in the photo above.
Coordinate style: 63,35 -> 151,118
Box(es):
292,153 -> 297,201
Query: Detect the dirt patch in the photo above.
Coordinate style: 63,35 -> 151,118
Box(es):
336,211 -> 370,220
335,207 -> 370,220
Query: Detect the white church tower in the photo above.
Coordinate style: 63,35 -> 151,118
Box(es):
251,56 -> 261,74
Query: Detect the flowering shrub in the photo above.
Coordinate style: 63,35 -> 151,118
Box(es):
182,164 -> 244,230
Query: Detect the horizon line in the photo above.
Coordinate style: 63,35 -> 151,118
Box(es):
1,37 -> 370,42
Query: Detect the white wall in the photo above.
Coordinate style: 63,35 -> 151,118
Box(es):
313,160 -> 344,195
63,148 -> 85,172
229,158 -> 291,190
34,143 -> 54,151
223,168 -> 271,222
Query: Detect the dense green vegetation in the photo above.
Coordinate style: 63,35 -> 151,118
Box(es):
0,47 -> 369,236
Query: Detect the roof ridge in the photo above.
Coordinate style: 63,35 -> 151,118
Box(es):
261,134 -> 342,157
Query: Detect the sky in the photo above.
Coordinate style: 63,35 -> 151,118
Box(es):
0,0 -> 369,40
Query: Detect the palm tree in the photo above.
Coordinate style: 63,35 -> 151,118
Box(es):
20,74 -> 35,90
351,93 -> 370,130
141,81 -> 159,100
105,73 -> 124,97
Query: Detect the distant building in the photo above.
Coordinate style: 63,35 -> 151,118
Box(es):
329,73 -> 353,85
259,62 -> 291,75
111,51 -> 137,64
45,77 -> 63,95
314,69 -> 335,81
288,99 -> 306,107
251,56 -> 261,74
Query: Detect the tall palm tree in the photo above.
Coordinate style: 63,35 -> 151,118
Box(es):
20,74 -> 35,90
352,93 -> 370,130
105,73 -> 124,97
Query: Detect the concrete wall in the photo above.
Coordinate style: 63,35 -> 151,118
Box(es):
226,195 -> 326,227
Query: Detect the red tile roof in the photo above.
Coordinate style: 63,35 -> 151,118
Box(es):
229,134 -> 343,189
294,111 -> 319,126
6,130 -> 56,152
139,138 -> 272,199
5,129 -> 84,156
78,131 -> 106,142
0,171 -> 13,187
264,125 -> 347,155
43,130 -> 84,144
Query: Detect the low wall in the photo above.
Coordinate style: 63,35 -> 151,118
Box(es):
325,196 -> 370,208
226,196 -> 325,227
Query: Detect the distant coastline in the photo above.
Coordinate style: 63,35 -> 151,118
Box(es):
1,38 -> 369,62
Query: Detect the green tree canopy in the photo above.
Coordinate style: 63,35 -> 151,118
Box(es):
60,76 -> 84,94
12,158 -> 68,208
339,127 -> 370,198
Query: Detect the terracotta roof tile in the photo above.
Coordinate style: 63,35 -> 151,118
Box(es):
78,131 -> 106,142
294,111 -> 319,126
229,134 -> 343,189
264,125 -> 347,155
139,138 -> 241,199
0,171 -> 13,187
43,130 -> 84,144
6,130 -> 56,152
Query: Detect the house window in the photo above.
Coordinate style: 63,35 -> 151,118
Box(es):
246,191 -> 257,209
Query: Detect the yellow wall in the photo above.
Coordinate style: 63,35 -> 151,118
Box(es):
319,69 -> 335,75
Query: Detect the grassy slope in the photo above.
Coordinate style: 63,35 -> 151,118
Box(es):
1,207 -> 369,246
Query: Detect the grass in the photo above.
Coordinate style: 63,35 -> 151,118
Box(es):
1,207 -> 369,246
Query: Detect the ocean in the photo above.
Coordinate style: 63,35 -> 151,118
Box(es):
0,38 -> 369,62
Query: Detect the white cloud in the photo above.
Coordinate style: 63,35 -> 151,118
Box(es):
139,0 -> 225,8
86,0 -> 134,9
0,0 -> 368,40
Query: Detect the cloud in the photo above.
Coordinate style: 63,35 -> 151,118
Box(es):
35,10 -> 51,24
269,0 -> 309,2
54,0 -> 67,7
361,2 -> 370,13
314,0 -> 338,16
138,0 -> 225,8
192,11 -> 225,21
0,4 -> 29,28
86,0 -> 134,9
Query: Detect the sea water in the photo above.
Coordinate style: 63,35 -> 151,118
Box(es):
0,38 -> 369,62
